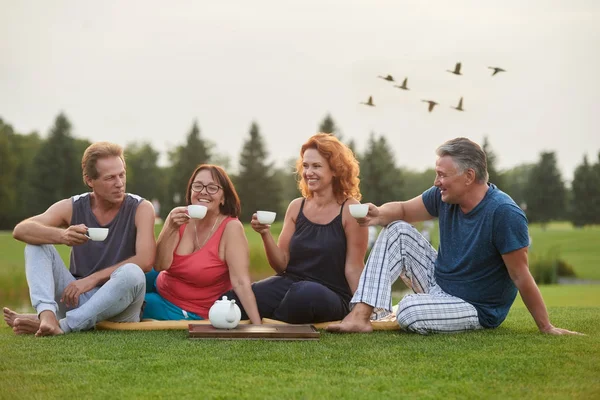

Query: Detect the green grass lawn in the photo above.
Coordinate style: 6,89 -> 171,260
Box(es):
528,223 -> 600,280
1,222 -> 599,309
1,285 -> 598,399
1,224 -> 599,399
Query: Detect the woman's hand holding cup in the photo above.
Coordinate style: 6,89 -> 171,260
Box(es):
167,206 -> 193,228
251,211 -> 276,236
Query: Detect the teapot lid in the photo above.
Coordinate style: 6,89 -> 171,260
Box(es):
215,296 -> 235,303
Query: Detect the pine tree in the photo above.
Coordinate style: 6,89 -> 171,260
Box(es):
318,113 -> 342,140
210,152 -> 231,170
592,152 -> 600,225
235,122 -> 282,222
482,136 -> 504,189
524,152 -> 566,226
0,119 -> 18,228
125,141 -> 162,200
272,157 -> 301,212
500,163 -> 534,207
400,168 -> 436,199
570,155 -> 599,227
346,138 -> 358,160
12,131 -> 42,224
166,121 -> 212,210
360,133 -> 403,205
29,113 -> 88,214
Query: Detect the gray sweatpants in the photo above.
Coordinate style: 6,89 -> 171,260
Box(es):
25,244 -> 145,333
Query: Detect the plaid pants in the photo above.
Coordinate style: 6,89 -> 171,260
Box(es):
352,221 -> 482,334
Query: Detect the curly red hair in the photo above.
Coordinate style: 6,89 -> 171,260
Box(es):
295,133 -> 361,202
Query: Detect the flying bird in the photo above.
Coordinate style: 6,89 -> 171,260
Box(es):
488,66 -> 506,76
393,77 -> 410,90
451,97 -> 465,111
446,62 -> 462,76
422,100 -> 438,112
377,74 -> 395,82
360,96 -> 375,107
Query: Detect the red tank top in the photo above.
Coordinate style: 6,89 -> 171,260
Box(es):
156,216 -> 235,318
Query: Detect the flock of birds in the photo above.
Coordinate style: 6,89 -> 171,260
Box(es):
360,62 -> 506,113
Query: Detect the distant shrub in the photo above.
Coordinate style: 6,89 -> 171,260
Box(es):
529,249 -> 576,284
529,254 -> 558,284
556,259 -> 577,277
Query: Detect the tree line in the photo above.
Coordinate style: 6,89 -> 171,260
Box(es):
1,113 -> 599,230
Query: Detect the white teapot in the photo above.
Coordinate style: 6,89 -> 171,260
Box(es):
208,296 -> 241,329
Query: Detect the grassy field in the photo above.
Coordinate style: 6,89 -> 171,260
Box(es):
528,223 -> 600,280
1,222 -> 599,309
1,285 -> 598,399
1,223 -> 599,398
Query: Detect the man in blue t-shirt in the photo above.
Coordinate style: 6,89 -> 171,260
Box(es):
328,137 -> 580,335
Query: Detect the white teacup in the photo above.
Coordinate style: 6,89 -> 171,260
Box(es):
349,204 -> 369,219
87,228 -> 109,241
257,211 -> 276,225
188,205 -> 208,219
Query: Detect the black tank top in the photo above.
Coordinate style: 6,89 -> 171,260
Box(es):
284,198 -> 351,303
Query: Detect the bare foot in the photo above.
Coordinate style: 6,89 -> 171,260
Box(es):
12,311 -> 64,336
326,303 -> 374,333
36,311 -> 64,336
3,307 -> 38,328
326,319 -> 373,333
36,320 -> 64,336
12,318 -> 41,335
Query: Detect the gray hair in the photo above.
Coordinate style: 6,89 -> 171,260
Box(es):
436,137 -> 489,183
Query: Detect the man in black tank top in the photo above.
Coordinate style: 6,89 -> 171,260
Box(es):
4,142 -> 156,336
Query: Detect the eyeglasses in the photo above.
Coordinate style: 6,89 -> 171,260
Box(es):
191,182 -> 222,194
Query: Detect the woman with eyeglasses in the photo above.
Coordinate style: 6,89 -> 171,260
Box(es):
142,164 -> 261,324
248,133 -> 368,323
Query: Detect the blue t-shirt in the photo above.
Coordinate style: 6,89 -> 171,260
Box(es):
422,184 -> 529,328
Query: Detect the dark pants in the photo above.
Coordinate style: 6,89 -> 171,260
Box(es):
227,275 -> 349,323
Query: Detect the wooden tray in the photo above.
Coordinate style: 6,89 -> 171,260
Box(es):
188,323 -> 320,340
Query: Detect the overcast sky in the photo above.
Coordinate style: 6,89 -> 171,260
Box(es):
1,0 -> 599,182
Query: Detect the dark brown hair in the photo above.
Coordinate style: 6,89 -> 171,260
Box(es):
185,164 -> 241,218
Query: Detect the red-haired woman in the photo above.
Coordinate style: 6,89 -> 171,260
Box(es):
249,133 -> 368,323
143,165 -> 261,324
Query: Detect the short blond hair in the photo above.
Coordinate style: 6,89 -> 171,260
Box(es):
81,142 -> 125,186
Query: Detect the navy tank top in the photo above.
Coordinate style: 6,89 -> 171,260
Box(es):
69,193 -> 142,278
284,198 -> 351,303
